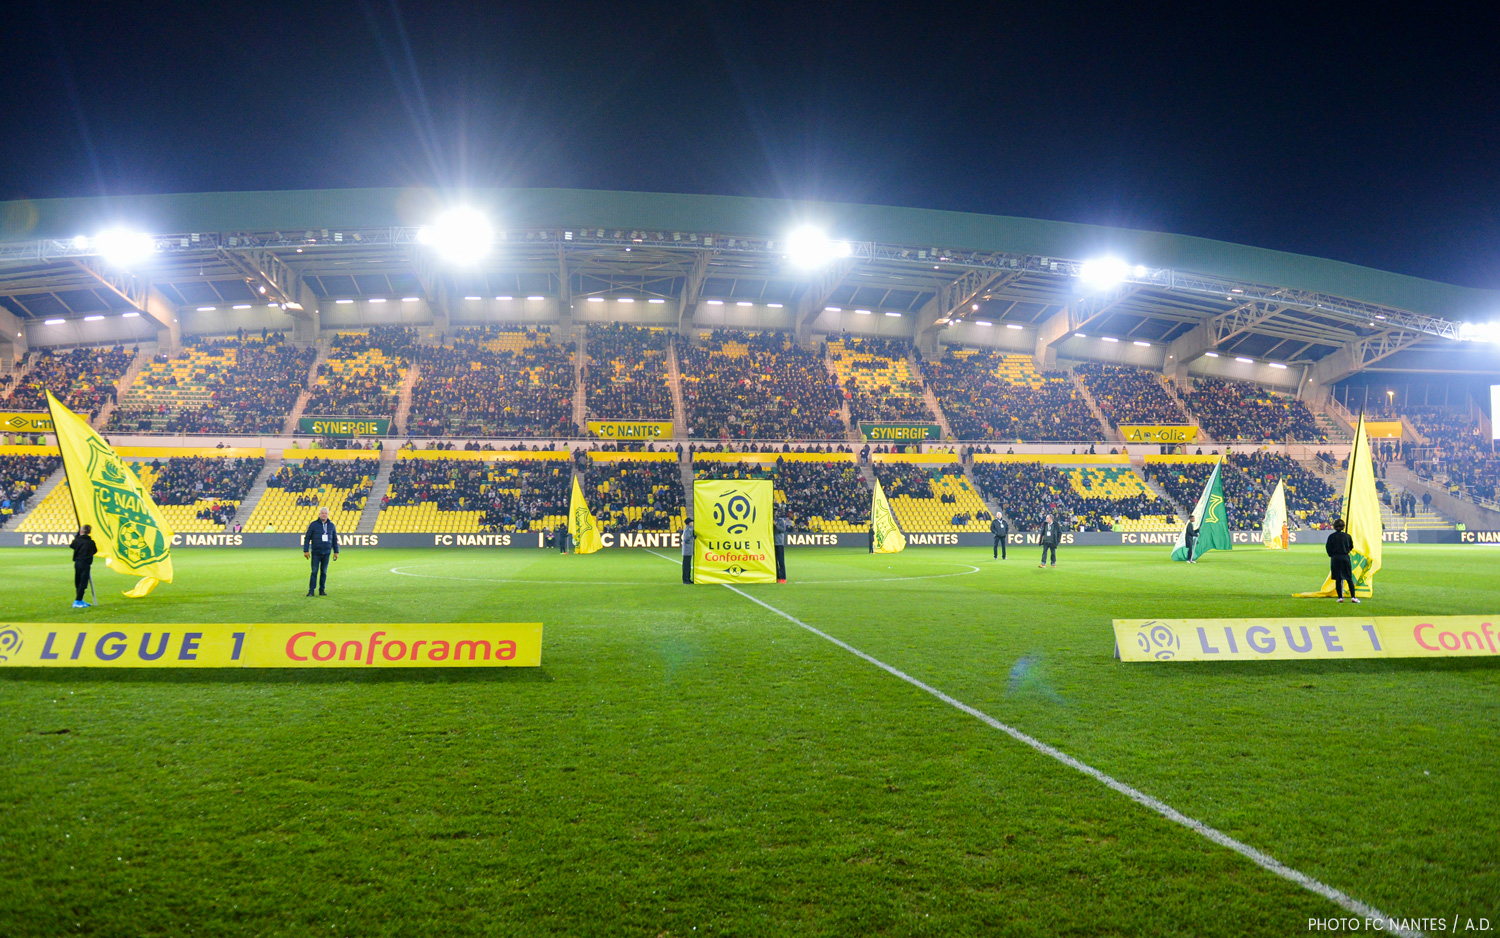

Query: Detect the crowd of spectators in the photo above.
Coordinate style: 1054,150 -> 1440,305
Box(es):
586,460 -> 685,533
0,454 -> 61,528
7,345 -> 134,417
382,458 -> 569,532
111,335 -> 316,434
827,334 -> 934,423
407,326 -> 576,438
1075,363 -> 1186,427
304,327 -> 417,417
585,324 -> 674,420
145,455 -> 264,507
268,457 -> 377,494
693,457 -> 870,531
681,331 -> 845,440
1179,377 -> 1324,442
925,349 -> 1101,441
969,462 -> 1157,531
1144,453 -> 1339,530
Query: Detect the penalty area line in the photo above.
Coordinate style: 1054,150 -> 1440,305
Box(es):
646,551 -> 1417,935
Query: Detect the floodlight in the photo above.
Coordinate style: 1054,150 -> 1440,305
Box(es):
884,312 -> 901,318
1235,356 -> 1254,363
44,318 -> 65,325
1073,333 -> 1087,338
368,298 -> 386,304
71,235 -> 89,250
1078,256 -> 1129,288
618,297 -> 635,304
335,299 -> 354,304
526,296 -> 544,301
766,303 -> 784,308
94,229 -> 155,267
1269,362 -> 1288,369
1006,323 -> 1023,330
976,321 -> 993,327
423,207 -> 494,265
83,315 -> 104,322
402,297 -> 420,302
587,296 -> 604,303
1203,351 -> 1219,358
233,304 -> 252,309
122,312 -> 140,319
1133,340 -> 1151,347
706,300 -> 724,306
1133,265 -> 1148,277
785,226 -> 850,268
197,306 -> 217,312
736,301 -> 753,307
1101,336 -> 1119,343
648,298 -> 666,304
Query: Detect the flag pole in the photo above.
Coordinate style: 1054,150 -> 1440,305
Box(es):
1345,409 -> 1363,537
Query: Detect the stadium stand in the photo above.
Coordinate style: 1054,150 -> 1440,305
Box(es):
407,325 -> 576,438
1143,454 -> 1339,530
680,331 -> 846,440
585,323 -> 674,421
693,453 -> 870,533
303,327 -> 417,417
1075,362 -> 1187,427
109,335 -> 315,434
0,452 -> 61,528
586,454 -> 685,533
871,457 -> 990,533
1179,377 -> 1325,442
970,458 -> 1177,532
924,348 -> 1101,441
242,456 -> 375,533
825,334 -> 934,423
374,454 -> 570,534
6,345 -> 134,417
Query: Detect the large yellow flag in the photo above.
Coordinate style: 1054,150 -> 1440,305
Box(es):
567,475 -> 603,554
1295,413 -> 1382,597
871,479 -> 906,553
45,391 -> 174,596
1261,479 -> 1289,549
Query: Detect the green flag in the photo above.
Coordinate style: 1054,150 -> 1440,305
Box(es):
1171,458 -> 1232,561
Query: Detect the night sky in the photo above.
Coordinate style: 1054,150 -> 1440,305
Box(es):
4,3 -> 1499,287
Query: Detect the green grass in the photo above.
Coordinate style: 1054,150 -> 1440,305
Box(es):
1,545 -> 1496,936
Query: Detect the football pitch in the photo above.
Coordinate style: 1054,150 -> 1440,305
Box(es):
2,545 -> 1496,936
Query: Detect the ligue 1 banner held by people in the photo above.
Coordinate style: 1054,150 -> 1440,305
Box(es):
0,623 -> 544,668
1119,424 -> 1198,444
1,412 -> 53,434
298,416 -> 391,438
692,479 -> 776,584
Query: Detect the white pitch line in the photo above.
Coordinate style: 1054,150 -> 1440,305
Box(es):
645,550 -> 1418,935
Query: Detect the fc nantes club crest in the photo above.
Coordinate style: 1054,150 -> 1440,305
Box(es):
85,437 -> 169,571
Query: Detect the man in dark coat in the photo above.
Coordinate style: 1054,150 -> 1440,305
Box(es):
1326,517 -> 1359,603
1038,513 -> 1062,568
774,516 -> 790,583
1182,519 -> 1199,564
302,507 -> 340,596
990,513 -> 1009,560
71,524 -> 98,608
681,515 -> 694,584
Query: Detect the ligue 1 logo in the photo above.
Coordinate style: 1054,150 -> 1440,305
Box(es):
1134,622 -> 1180,660
713,490 -> 757,535
0,627 -> 22,662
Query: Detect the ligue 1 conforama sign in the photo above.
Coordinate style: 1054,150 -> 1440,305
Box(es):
1113,616 -> 1500,662
0,623 -> 543,668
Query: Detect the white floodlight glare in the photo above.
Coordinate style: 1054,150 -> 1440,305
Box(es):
122,312 -> 140,318
1133,340 -> 1151,347
1006,323 -> 1024,330
1235,356 -> 1254,363
1133,265 -> 1148,277
1101,336 -> 1119,343
94,229 -> 156,267
1459,321 -> 1500,343
784,227 -> 851,268
1203,351 -> 1220,358
83,315 -> 104,321
44,318 -> 65,325
71,235 -> 89,250
1269,362 -> 1288,369
422,207 -> 494,265
1078,256 -> 1129,289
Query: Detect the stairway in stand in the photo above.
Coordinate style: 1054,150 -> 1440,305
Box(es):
573,326 -> 588,433
5,464 -> 68,531
1158,374 -> 1210,443
227,458 -> 280,532
94,345 -> 153,431
667,335 -> 688,438
1072,373 -> 1119,442
357,456 -> 396,534
394,364 -> 419,436
282,339 -> 329,435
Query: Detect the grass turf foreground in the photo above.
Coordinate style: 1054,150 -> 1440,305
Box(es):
0,544 -> 1496,937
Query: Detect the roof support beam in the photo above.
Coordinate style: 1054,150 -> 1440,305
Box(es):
1032,283 -> 1142,367
1310,329 -> 1428,386
794,258 -> 858,342
916,268 -> 1025,346
676,250 -> 713,332
70,258 -> 181,351
1166,301 -> 1291,373
0,304 -> 27,369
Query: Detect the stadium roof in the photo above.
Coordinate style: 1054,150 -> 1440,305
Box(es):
2,187 -> 1498,380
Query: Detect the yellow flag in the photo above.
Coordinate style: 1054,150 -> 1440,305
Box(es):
871,479 -> 906,553
1261,479 -> 1289,550
45,391 -> 174,596
568,475 -> 603,554
1295,414 -> 1382,597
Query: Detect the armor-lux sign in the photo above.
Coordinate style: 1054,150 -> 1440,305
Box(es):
298,417 -> 392,437
587,420 -> 673,440
0,623 -> 543,668
1119,425 -> 1198,444
1114,616 -> 1500,662
0,413 -> 53,434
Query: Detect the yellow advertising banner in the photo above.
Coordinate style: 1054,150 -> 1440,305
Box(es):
693,479 -> 776,584
1119,425 -> 1199,444
1364,421 -> 1404,439
0,413 -> 53,434
0,623 -> 543,668
1114,616 -> 1499,662
587,420 -> 673,440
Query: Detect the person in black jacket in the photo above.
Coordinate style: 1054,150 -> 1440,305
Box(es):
1326,517 -> 1359,603
302,507 -> 340,597
773,516 -> 790,583
1038,513 -> 1062,568
681,515 -> 694,584
1182,519 -> 1199,564
70,524 -> 98,608
990,513 -> 1009,560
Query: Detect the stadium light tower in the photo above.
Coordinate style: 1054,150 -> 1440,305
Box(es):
1078,256 -> 1129,289
93,229 -> 156,268
784,226 -> 851,269
418,207 -> 494,265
